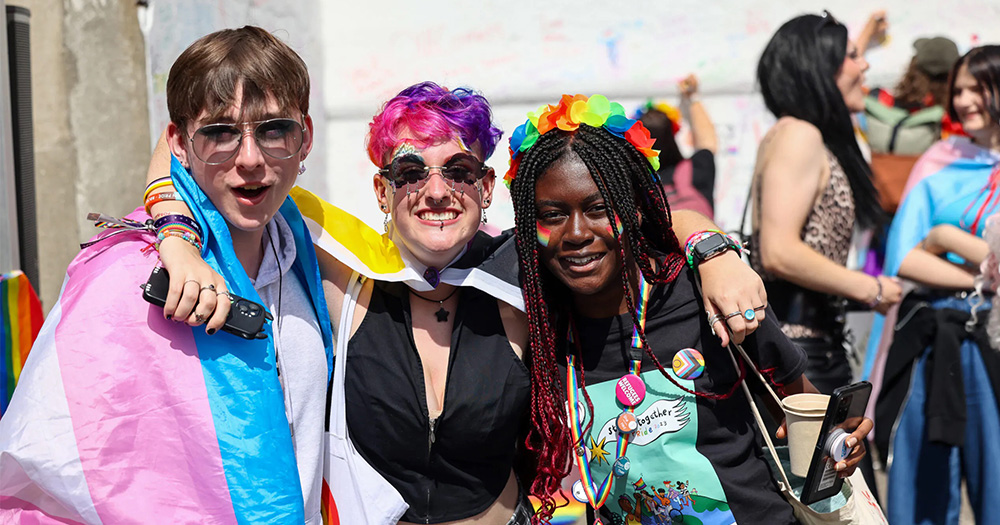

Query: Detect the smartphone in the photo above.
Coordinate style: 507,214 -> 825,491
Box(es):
141,266 -> 272,340
799,381 -> 872,505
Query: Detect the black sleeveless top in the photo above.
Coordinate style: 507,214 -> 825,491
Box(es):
344,281 -> 531,523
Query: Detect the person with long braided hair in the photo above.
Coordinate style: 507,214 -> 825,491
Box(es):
504,95 -> 874,524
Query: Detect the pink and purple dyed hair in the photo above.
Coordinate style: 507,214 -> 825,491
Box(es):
366,81 -> 503,167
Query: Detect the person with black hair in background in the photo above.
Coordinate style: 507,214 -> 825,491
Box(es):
750,11 -> 903,395
636,74 -> 718,218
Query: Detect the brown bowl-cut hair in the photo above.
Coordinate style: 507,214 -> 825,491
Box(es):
166,26 -> 310,130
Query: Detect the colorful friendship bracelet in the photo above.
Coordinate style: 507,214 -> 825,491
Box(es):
684,229 -> 743,268
153,213 -> 204,252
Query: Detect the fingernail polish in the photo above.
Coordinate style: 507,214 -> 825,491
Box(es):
165,314 -> 171,320
207,328 -> 216,335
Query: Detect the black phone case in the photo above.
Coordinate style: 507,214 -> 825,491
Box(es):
799,381 -> 872,505
141,266 -> 272,340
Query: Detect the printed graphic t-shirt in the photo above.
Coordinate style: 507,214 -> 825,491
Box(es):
559,267 -> 806,525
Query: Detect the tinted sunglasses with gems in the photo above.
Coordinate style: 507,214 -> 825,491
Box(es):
188,118 -> 305,165
379,151 -> 490,193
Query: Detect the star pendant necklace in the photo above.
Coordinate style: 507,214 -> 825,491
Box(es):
409,286 -> 460,322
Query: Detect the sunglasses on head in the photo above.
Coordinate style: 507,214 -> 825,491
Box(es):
189,118 -> 305,165
379,153 -> 490,189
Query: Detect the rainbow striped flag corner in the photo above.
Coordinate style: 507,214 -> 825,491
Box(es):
0,270 -> 43,419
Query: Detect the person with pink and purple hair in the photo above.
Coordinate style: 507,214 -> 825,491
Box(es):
145,80 -> 772,524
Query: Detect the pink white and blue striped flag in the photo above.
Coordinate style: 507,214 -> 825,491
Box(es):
0,158 -> 333,523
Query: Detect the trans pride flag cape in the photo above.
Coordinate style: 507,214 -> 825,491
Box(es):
0,270 -> 43,418
0,157 -> 333,524
863,138 -> 1000,423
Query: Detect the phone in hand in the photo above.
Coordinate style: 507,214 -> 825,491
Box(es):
141,266 -> 272,340
799,381 -> 872,505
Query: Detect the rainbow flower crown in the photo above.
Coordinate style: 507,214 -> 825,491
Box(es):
503,94 -> 660,189
633,100 -> 682,135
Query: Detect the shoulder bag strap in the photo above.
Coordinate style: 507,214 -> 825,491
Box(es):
725,341 -> 794,490
328,271 -> 362,437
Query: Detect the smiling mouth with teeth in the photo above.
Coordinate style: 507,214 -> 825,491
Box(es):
565,254 -> 602,265
418,211 -> 458,221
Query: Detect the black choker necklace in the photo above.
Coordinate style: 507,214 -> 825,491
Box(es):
409,287 -> 459,322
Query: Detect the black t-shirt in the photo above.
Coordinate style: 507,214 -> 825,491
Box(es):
558,266 -> 805,524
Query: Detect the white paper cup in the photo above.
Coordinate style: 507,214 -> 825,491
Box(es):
781,393 -> 829,477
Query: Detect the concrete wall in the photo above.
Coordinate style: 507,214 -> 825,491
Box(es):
8,0 -> 150,311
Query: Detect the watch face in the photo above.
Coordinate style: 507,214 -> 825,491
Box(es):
694,234 -> 729,259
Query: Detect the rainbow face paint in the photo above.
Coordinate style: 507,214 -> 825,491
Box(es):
536,223 -> 551,247
606,213 -> 624,236
389,141 -> 420,162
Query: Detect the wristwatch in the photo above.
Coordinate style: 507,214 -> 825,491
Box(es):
691,232 -> 740,266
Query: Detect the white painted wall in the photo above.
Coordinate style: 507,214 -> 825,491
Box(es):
145,0 -> 1000,232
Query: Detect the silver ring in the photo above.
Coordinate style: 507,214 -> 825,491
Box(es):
724,311 -> 743,320
754,304 -> 766,311
199,284 -> 216,293
183,279 -> 200,288
217,290 -> 233,300
195,313 -> 207,323
708,313 -> 724,326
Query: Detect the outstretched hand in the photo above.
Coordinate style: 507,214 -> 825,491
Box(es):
697,251 -> 767,346
157,236 -> 231,334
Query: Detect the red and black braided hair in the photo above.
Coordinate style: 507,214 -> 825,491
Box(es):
508,124 -> 687,523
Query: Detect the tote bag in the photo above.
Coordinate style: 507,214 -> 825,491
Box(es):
323,273 -> 408,524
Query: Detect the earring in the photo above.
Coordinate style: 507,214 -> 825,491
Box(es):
383,213 -> 390,233
298,164 -> 307,176
481,209 -> 488,224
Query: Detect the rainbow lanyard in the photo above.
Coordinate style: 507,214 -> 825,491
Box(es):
565,278 -> 652,512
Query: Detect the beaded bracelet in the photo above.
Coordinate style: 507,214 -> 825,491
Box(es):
684,229 -> 743,268
144,191 -> 183,215
157,228 -> 203,252
865,276 -> 883,310
143,177 -> 174,203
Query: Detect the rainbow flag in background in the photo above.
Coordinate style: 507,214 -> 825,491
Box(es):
0,270 -> 42,418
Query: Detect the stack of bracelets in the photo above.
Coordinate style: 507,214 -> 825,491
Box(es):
144,176 -> 184,215
144,176 -> 203,252
154,214 -> 203,252
683,229 -> 744,269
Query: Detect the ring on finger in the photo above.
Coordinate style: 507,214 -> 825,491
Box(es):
200,284 -> 216,293
742,309 -> 757,322
724,311 -> 743,320
708,313 -> 725,326
753,304 -> 766,311
195,313 -> 207,323
217,290 -> 233,301
183,279 -> 200,288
